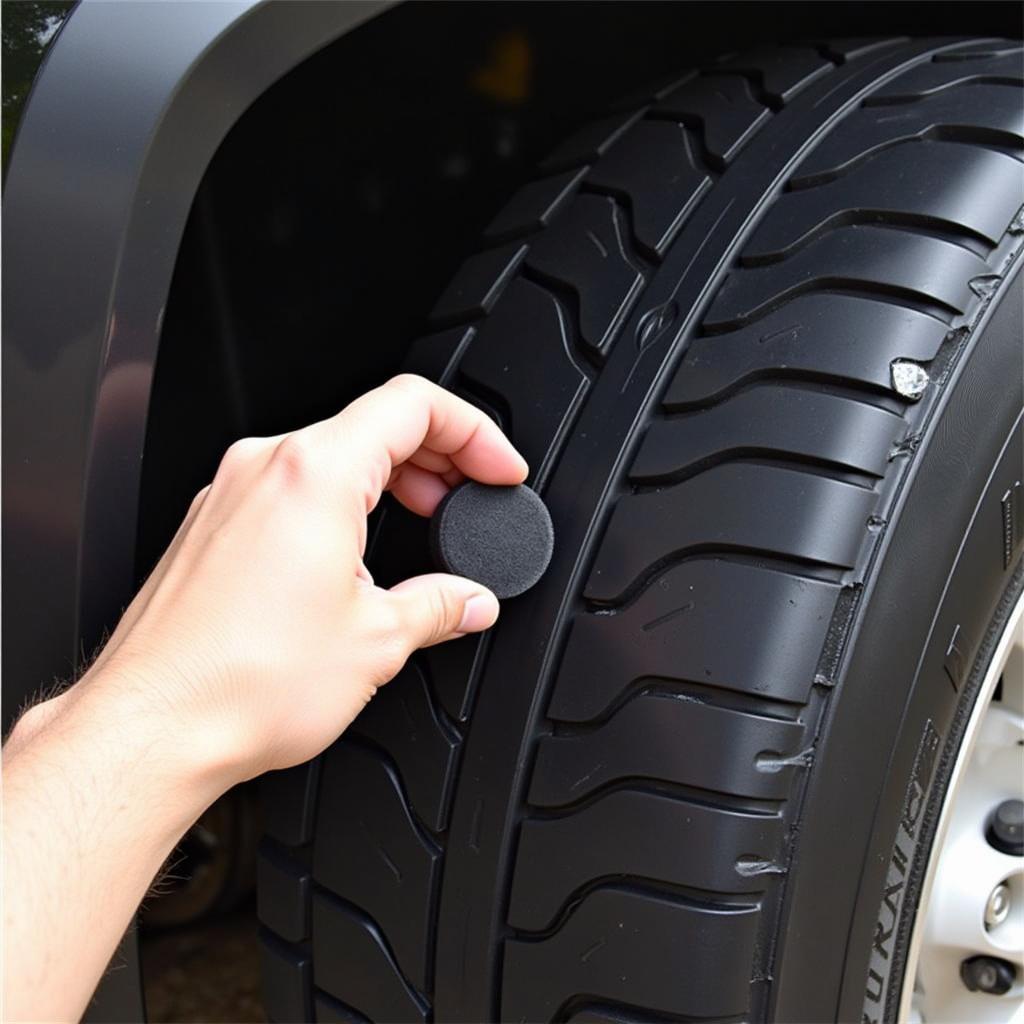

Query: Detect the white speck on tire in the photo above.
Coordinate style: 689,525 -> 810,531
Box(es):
891,360 -> 930,401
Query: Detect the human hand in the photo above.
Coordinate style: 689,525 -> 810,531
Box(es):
55,374 -> 527,790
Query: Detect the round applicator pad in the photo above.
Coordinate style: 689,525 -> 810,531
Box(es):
429,482 -> 554,599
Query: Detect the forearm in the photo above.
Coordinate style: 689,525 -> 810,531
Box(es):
2,669 -> 232,1022
0,376 -> 517,1021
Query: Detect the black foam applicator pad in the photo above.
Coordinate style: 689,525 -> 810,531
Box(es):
429,482 -> 554,599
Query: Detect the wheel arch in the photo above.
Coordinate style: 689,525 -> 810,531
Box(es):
1,5 -> 390,1016
2,0 -> 392,723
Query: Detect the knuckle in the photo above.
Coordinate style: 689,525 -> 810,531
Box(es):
188,484 -> 211,513
387,372 -> 432,398
375,601 -> 407,649
373,608 -> 411,680
270,433 -> 317,488
219,436 -> 262,475
428,587 -> 460,641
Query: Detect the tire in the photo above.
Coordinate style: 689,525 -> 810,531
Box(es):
257,37 -> 1024,1023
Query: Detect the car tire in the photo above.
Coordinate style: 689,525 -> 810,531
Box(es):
258,36 -> 1024,1023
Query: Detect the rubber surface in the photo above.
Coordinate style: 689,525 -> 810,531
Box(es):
429,483 -> 554,600
258,37 -> 1024,1023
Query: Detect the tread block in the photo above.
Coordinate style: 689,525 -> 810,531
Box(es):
525,193 -> 645,354
312,742 -> 439,993
534,690 -> 808,803
261,933 -> 313,1024
614,71 -> 698,111
566,559 -> 839,716
664,294 -> 951,408
653,74 -> 771,164
586,464 -> 876,602
713,46 -> 833,103
484,167 -> 588,242
586,120 -> 711,257
428,241 -> 527,326
752,142 -> 1024,255
869,50 -> 1024,101
502,887 -> 759,1020
403,325 -> 475,386
934,41 -> 1024,62
540,110 -> 646,172
315,991 -> 371,1023
633,386 -> 903,482
509,789 -> 782,930
262,760 -> 320,848
420,633 -> 482,723
460,277 -> 589,473
565,1005 -> 662,1024
312,892 -> 427,1023
258,843 -> 311,943
817,38 -> 907,63
706,225 -> 990,329
350,662 -> 459,832
792,85 -> 1024,186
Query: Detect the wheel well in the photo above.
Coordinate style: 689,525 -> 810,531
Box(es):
138,0 -> 1020,576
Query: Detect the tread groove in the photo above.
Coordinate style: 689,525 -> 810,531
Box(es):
661,368 -> 905,415
790,127 -> 1024,192
701,68 -> 787,112
585,547 -> 846,614
702,278 -> 959,335
525,774 -> 783,821
554,994 -> 744,1024
550,677 -> 803,732
518,264 -> 603,376
312,887 -> 430,1017
630,449 -> 881,490
511,875 -> 761,942
741,208 -> 994,265
863,75 -> 1024,105
340,733 -> 445,849
586,543 -> 849,612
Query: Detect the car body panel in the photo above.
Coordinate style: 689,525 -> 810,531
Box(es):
2,0 -> 389,719
2,3 -> 389,1017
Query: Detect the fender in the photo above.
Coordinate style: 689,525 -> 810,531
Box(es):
1,3 -> 389,1017
2,0 -> 389,719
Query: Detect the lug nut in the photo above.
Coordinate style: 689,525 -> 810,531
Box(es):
961,955 -> 1017,995
984,882 -> 1012,930
987,799 -> 1024,856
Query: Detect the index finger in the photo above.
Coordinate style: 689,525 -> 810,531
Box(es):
311,374 -> 528,510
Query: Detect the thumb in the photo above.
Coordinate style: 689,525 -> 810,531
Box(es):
387,573 -> 500,650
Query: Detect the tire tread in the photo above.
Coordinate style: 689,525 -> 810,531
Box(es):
259,37 -> 1024,1021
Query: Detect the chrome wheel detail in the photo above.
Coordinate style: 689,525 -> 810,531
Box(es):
900,592 -> 1024,1024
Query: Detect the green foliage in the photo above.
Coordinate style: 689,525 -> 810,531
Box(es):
2,0 -> 75,175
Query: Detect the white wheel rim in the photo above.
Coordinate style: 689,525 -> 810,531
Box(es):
899,591 -> 1024,1023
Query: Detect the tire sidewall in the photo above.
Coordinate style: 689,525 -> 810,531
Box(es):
773,263 -> 1024,1023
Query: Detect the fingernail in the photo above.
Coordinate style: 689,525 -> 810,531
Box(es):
458,592 -> 499,633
